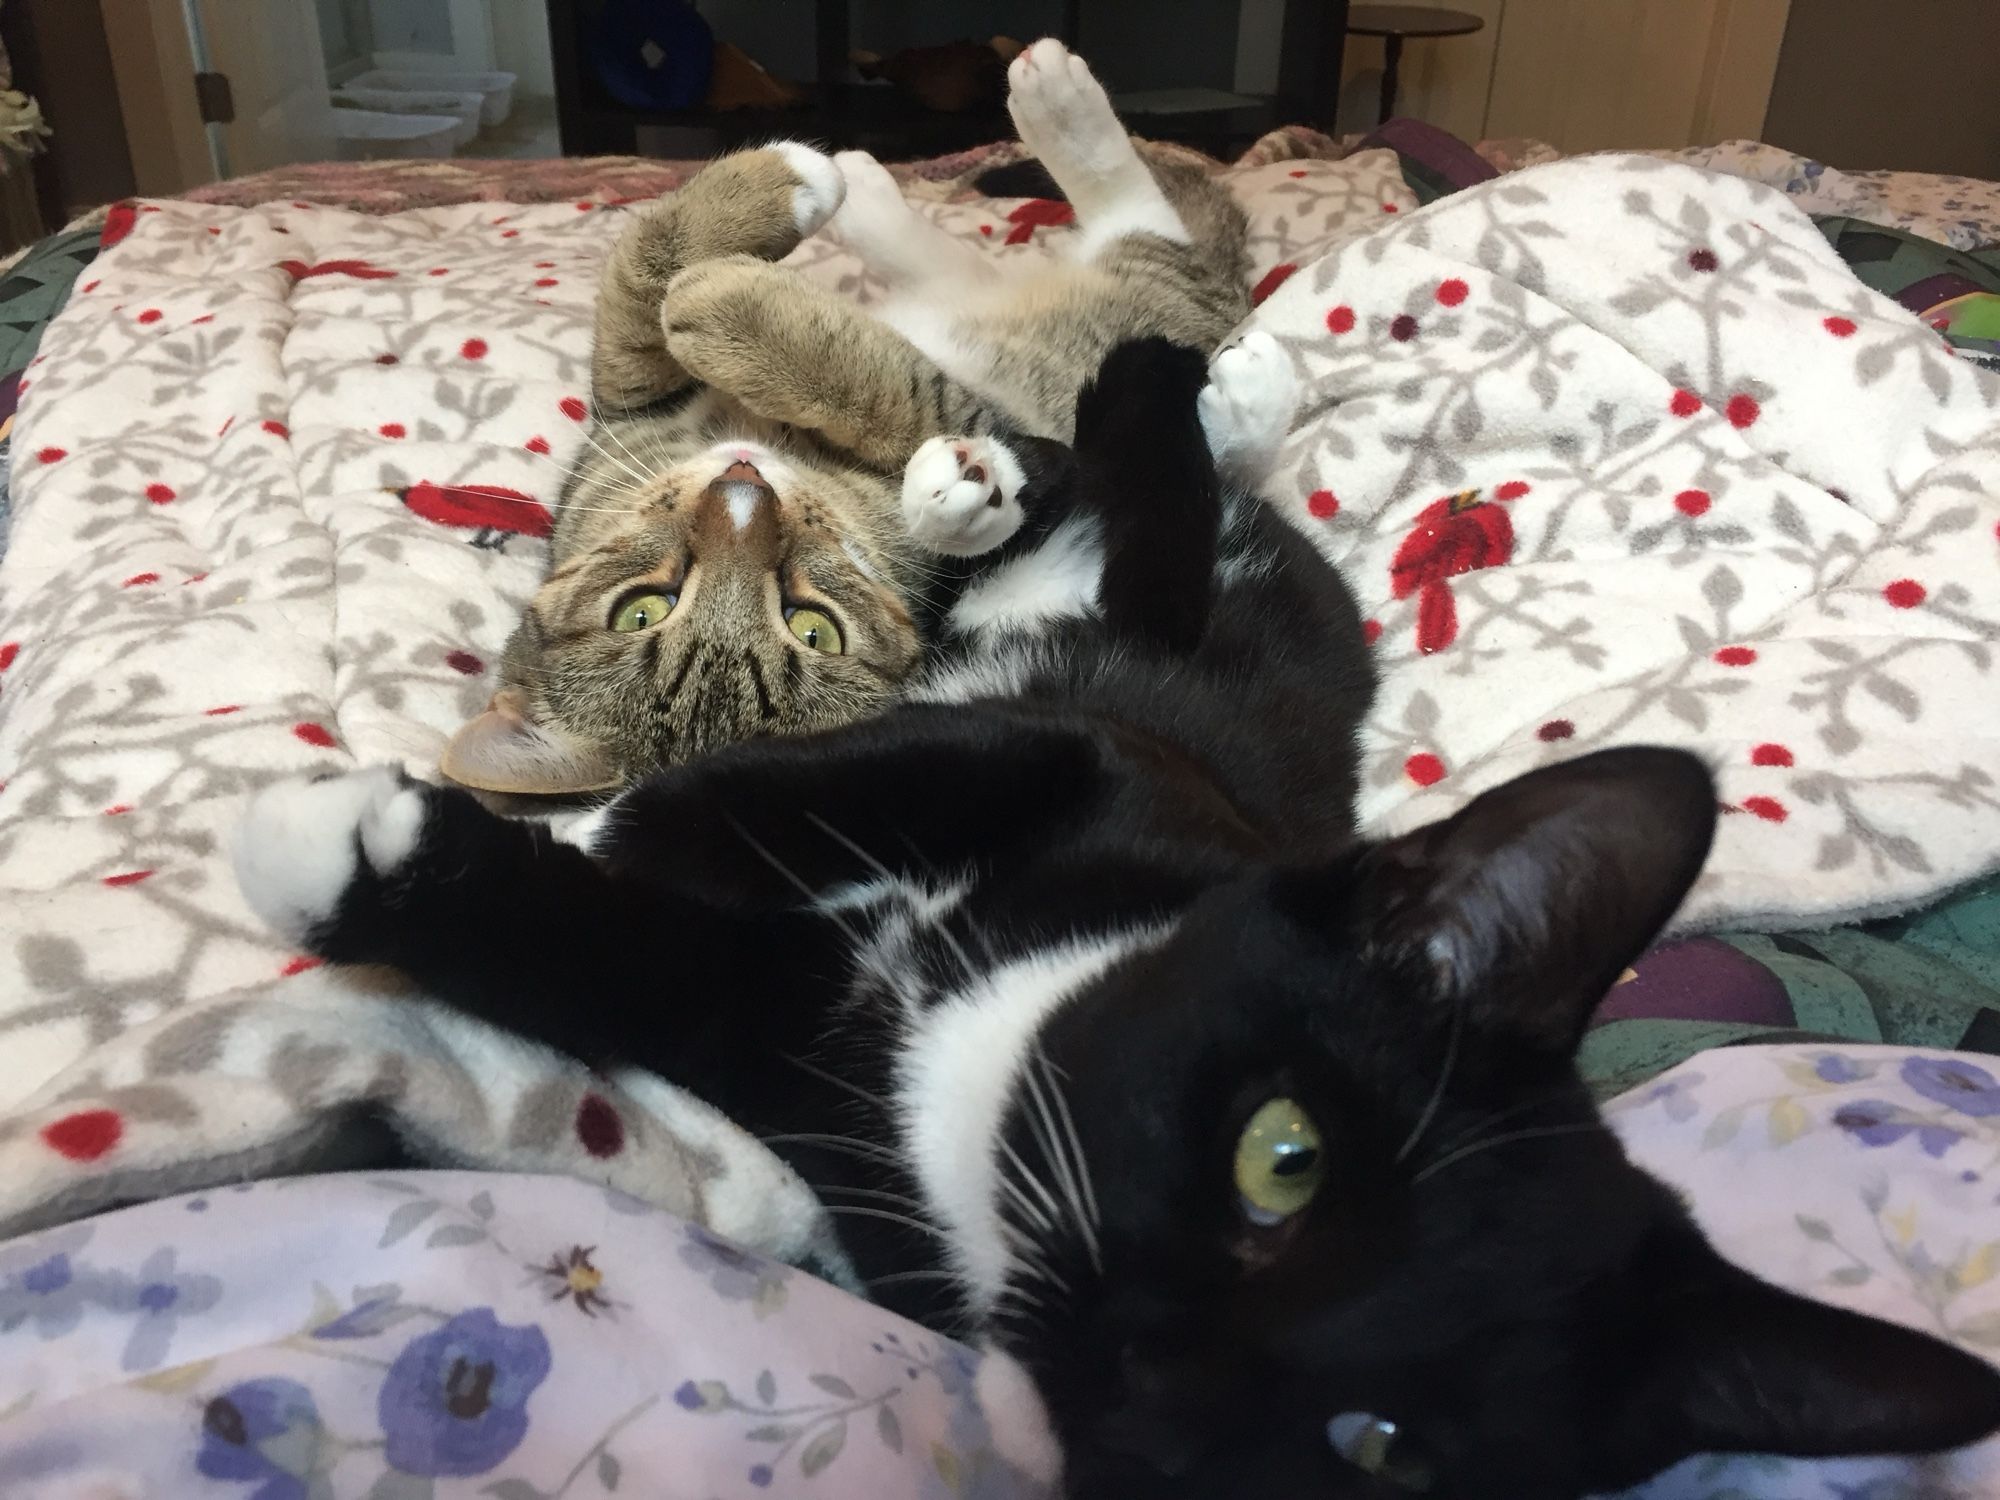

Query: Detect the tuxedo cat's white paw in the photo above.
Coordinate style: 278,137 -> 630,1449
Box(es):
767,142 -> 846,236
903,435 -> 1027,557
233,766 -> 427,940
1200,331 -> 1299,485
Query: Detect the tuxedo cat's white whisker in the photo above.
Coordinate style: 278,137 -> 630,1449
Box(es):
760,1130 -> 903,1165
1412,1122 -> 1606,1186
1428,1086 -> 1576,1163
999,1227 -> 1073,1301
722,814 -> 864,945
1021,1043 -> 1103,1274
864,1269 -> 962,1290
997,1165 -> 1059,1236
996,1135 -> 1067,1237
782,1052 -> 894,1117
1396,989 -> 1468,1167
822,1203 -> 950,1241
1038,1045 -> 1102,1237
816,1182 -> 933,1214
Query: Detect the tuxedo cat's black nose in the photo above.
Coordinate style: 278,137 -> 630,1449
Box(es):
1088,1346 -> 1219,1478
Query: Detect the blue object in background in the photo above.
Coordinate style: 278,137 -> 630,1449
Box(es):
588,0 -> 716,111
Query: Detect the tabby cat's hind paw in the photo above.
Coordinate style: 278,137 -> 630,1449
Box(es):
903,435 -> 1028,557
232,767 -> 429,944
1199,331 -> 1299,486
1006,39 -> 1125,182
766,142 -> 846,237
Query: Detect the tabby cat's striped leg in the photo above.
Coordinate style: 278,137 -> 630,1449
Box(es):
591,143 -> 845,411
663,255 -> 986,472
1006,39 -> 1187,258
831,150 -> 1000,291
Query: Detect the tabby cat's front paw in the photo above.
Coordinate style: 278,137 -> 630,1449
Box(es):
1199,330 -> 1299,485
766,142 -> 846,238
902,435 -> 1027,557
233,767 -> 430,944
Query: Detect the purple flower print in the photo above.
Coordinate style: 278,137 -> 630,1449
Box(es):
108,1246 -> 223,1371
1832,1100 -> 1962,1157
1901,1057 -> 2000,1118
1813,1053 -> 1875,1084
196,1377 -> 322,1500
680,1223 -> 789,1304
378,1307 -> 551,1476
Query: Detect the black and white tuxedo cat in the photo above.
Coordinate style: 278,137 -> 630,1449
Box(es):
235,336 -> 2000,1498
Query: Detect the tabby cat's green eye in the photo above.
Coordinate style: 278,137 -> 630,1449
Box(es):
610,592 -> 675,632
786,607 -> 844,654
1233,1097 -> 1326,1226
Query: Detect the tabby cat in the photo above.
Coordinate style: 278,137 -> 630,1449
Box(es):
239,338 -> 2000,1498
443,38 -> 1253,796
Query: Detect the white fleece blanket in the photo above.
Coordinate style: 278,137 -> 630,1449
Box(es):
1,152 -> 1997,1257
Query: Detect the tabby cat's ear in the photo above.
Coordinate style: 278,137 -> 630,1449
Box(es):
439,689 -> 621,796
1358,747 -> 1714,1054
1590,1231 -> 2000,1485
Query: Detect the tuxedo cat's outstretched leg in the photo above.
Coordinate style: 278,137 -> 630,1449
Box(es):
1006,39 -> 1186,258
592,143 -> 845,410
832,150 -> 1001,291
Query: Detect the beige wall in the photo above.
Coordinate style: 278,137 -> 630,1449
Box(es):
1763,0 -> 2000,177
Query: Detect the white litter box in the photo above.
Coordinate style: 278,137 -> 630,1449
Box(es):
332,87 -> 482,149
347,68 -> 516,127
332,107 -> 460,161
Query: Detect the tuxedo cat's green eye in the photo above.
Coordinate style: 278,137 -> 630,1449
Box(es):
786,606 -> 844,654
1328,1413 -> 1436,1492
1233,1097 -> 1325,1225
610,592 -> 675,632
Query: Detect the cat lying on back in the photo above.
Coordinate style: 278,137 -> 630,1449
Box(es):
443,38 -> 1254,797
240,338 -> 2000,1498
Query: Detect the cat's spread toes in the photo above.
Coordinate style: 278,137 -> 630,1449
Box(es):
1199,330 -> 1300,483
1007,39 -> 1121,166
903,435 -> 1027,557
232,766 -> 427,943
767,141 -> 846,237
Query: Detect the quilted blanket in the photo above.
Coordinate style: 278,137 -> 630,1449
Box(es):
2,150 -> 1999,1257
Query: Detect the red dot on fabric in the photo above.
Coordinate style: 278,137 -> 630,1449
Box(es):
576,1092 -> 625,1157
1390,314 -> 1419,342
82,280 -> 100,293
1883,578 -> 1926,608
1306,489 -> 1339,519
121,572 -> 160,588
145,483 -> 176,505
1362,619 -> 1383,645
575,201 -> 594,211
36,446 -> 65,463
292,722 -> 337,748
534,261 -> 555,270
1824,316 -> 1857,338
1743,795 -> 1789,823
445,649 -> 485,675
501,229 -> 519,239
428,267 -> 449,277
1435,278 -> 1469,307
204,704 -> 240,716
979,224 -> 993,236
103,804 -> 133,816
525,436 -> 550,455
207,226 -> 221,235
1687,248 -> 1719,272
0,642 -> 17,671
375,353 -> 399,365
1289,169 -> 1308,178
191,314 -> 214,325
1537,719 -> 1575,741
560,396 -> 588,422
1751,742 -> 1794,767
1715,646 -> 1758,667
1674,489 -> 1711,517
1670,390 -> 1702,418
1494,480 -> 1530,501
1327,305 -> 1356,334
280,956 -> 323,978
461,338 -> 489,360
102,870 -> 154,887
379,423 -> 406,439
1726,393 -> 1760,428
262,420 -> 289,438
41,1110 -> 123,1161
183,573 -> 208,585
1381,202 -> 1400,214
534,277 -> 559,288
136,308 -> 162,325
1405,753 -> 1447,787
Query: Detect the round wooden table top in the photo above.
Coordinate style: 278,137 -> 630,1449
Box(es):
1346,5 -> 1486,38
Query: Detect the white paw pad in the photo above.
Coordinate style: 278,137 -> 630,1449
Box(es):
902,436 -> 1027,557
1007,39 -> 1117,146
232,766 -> 427,941
768,142 -> 846,237
1199,330 -> 1300,484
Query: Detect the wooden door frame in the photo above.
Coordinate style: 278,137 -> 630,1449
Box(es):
1692,0 -> 1793,143
97,0 -> 215,195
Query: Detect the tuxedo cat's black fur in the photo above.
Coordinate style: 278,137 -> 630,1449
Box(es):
237,340 -> 2000,1498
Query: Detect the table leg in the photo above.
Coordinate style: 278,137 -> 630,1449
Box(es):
1379,34 -> 1403,125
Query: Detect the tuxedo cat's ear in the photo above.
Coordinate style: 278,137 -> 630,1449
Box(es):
1359,747 -> 1714,1052
1590,1232 -> 2000,1486
440,689 -> 621,796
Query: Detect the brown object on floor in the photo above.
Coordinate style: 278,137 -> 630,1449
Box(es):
705,40 -> 807,112
849,36 -> 1022,114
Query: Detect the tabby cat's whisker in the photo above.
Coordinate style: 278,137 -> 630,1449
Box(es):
1412,1122 -> 1605,1185
575,423 -> 654,490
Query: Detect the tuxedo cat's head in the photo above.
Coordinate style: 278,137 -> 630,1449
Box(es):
442,443 -> 921,796
989,748 -> 2000,1498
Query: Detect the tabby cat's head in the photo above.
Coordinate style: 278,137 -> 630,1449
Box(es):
443,443 -> 921,794
1000,749 -> 2000,1498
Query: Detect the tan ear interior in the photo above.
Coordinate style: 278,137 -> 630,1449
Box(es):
439,690 -> 622,796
